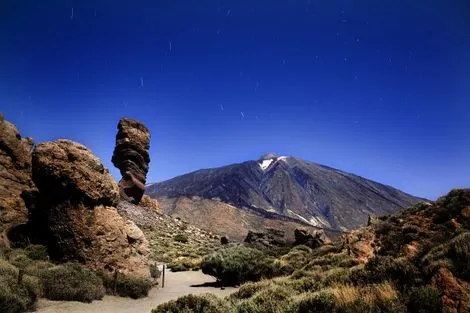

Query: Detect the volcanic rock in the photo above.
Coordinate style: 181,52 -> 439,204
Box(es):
0,114 -> 35,245
294,228 -> 329,249
30,139 -> 149,278
112,118 -> 150,204
342,226 -> 376,263
244,228 -> 286,249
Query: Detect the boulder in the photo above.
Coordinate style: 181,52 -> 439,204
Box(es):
112,118 -> 150,204
244,228 -> 286,249
0,115 -> 35,245
342,226 -> 376,263
220,236 -> 229,245
32,140 -> 119,206
294,228 -> 329,249
30,139 -> 149,278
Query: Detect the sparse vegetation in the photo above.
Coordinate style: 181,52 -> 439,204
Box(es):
139,211 -> 221,271
153,189 -> 470,313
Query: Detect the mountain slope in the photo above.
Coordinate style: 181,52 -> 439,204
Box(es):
146,154 -> 424,233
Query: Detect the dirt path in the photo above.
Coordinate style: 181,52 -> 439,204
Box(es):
36,270 -> 237,313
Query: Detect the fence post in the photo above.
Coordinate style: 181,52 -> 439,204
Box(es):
113,269 -> 119,295
18,268 -> 24,285
162,264 -> 165,288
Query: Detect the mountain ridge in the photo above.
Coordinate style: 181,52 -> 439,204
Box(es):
146,154 -> 424,235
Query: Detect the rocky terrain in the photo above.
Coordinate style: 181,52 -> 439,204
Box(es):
147,153 -> 424,235
0,114 -> 35,246
0,115 -> 152,279
117,198 -> 221,271
157,196 -> 333,242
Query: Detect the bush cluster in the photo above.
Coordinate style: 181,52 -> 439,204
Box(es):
41,263 -> 105,302
152,293 -> 229,313
1,244 -> 154,313
0,259 -> 40,313
201,245 -> 278,285
173,234 -> 189,243
100,271 -> 153,299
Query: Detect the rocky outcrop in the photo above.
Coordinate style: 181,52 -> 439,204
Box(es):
140,195 -> 161,213
112,118 -> 150,204
0,114 -> 35,246
342,226 -> 376,263
294,228 -> 329,248
244,228 -> 286,249
30,139 -> 150,278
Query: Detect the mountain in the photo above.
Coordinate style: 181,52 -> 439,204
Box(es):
146,154 -> 424,237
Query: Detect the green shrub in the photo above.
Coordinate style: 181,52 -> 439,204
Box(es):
7,253 -> 34,270
283,277 -> 323,293
149,263 -> 161,279
407,286 -> 442,313
433,189 -> 470,224
422,232 -> 470,279
201,245 -> 277,285
322,268 -> 353,285
233,285 -> 292,313
290,292 -> 336,313
41,263 -> 105,302
0,270 -> 40,313
303,252 -> 357,270
100,271 -> 152,299
229,280 -> 272,300
152,293 -> 229,313
174,234 -> 189,243
168,262 -> 190,272
290,245 -> 312,254
0,259 -> 18,277
351,256 -> 421,288
24,245 -> 49,261
279,249 -> 310,271
290,269 -> 309,280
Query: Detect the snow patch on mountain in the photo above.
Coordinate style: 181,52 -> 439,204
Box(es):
259,159 -> 274,171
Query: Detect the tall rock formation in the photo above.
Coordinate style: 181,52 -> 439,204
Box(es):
0,114 -> 35,246
30,139 -> 150,278
112,118 -> 150,204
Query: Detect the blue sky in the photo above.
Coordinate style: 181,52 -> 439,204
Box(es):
1,0 -> 469,200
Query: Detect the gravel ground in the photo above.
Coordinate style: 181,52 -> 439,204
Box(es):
36,270 -> 237,313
